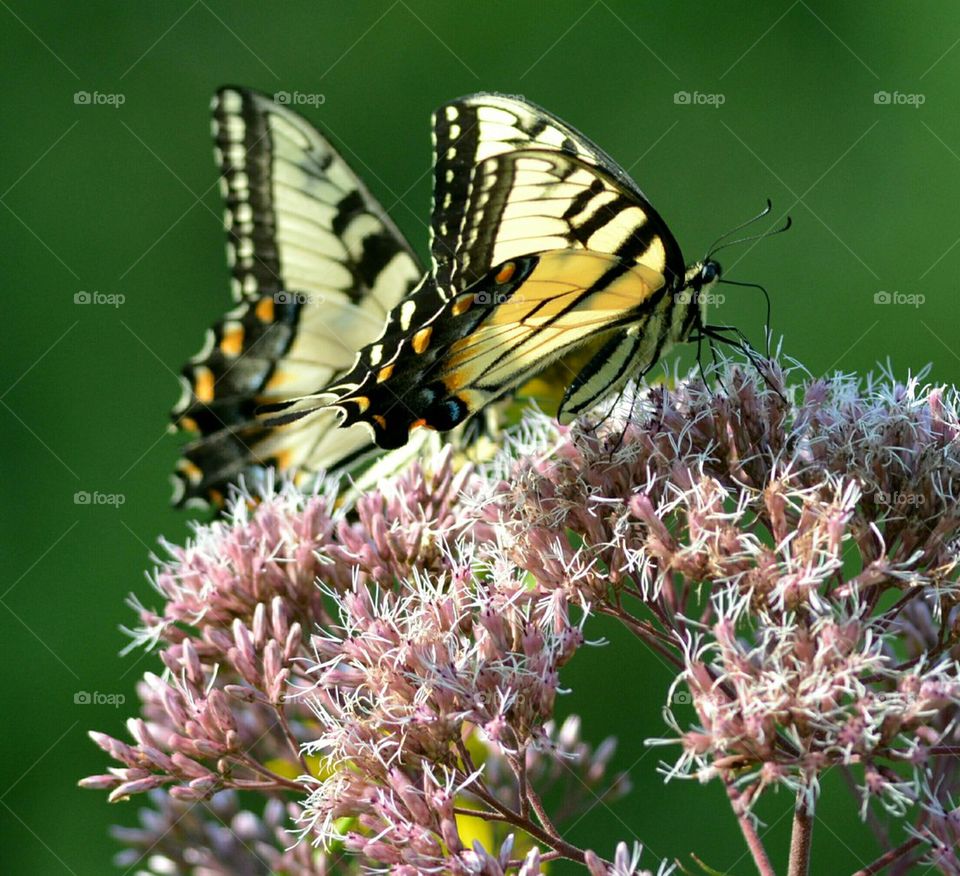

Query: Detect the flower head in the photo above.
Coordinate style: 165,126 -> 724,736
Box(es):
84,360 -> 960,874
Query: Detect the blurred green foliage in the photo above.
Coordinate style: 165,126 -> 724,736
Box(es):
4,2 -> 960,872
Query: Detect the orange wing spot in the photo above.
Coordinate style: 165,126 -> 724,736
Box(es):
264,369 -> 290,392
410,418 -> 435,432
179,415 -> 198,432
220,325 -> 244,356
255,297 -> 275,323
208,488 -> 224,507
442,371 -> 469,393
377,364 -> 394,383
412,326 -> 433,354
179,459 -> 203,484
349,396 -> 371,413
495,261 -> 516,284
274,449 -> 294,471
193,367 -> 215,403
452,294 -> 473,316
372,414 -> 387,429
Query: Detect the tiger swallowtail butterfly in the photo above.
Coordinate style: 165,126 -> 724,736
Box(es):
302,93 -> 749,450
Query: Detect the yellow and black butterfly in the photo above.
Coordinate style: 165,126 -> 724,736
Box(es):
290,93 -> 776,450
171,86 -> 428,507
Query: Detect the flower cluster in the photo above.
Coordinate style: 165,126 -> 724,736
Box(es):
82,449 -> 632,873
474,363 -> 960,873
298,559 -> 585,871
84,361 -> 960,875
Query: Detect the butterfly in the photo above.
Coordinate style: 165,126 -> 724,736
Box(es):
171,86 -> 428,507
294,93 -> 761,450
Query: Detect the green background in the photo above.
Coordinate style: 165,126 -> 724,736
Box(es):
3,2 -> 958,873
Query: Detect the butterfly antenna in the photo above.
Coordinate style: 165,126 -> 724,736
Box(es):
718,278 -> 774,358
703,199 -> 773,259
708,215 -> 792,260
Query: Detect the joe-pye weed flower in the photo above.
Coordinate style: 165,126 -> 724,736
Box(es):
84,360 -> 960,875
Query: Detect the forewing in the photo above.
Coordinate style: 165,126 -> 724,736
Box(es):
430,93 -> 685,292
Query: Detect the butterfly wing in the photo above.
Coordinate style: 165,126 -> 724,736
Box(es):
171,86 -> 423,506
323,139 -> 689,445
431,92 -> 685,291
432,95 -> 696,425
324,246 -> 669,447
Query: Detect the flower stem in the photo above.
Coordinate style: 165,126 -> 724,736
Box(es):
788,793 -> 814,876
466,779 -> 595,866
726,784 -> 776,876
851,836 -> 923,876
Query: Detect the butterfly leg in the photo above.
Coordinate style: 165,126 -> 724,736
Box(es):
702,324 -> 785,401
693,330 -> 712,390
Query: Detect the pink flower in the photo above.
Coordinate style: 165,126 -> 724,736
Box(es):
83,360 -> 960,875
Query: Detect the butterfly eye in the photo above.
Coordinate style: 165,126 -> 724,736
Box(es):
494,261 -> 516,284
701,260 -> 721,283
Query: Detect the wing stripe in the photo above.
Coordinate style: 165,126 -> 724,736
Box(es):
570,194 -> 635,246
562,330 -> 645,413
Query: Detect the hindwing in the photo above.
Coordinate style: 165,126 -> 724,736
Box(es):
171,86 -> 422,506
324,248 -> 671,446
